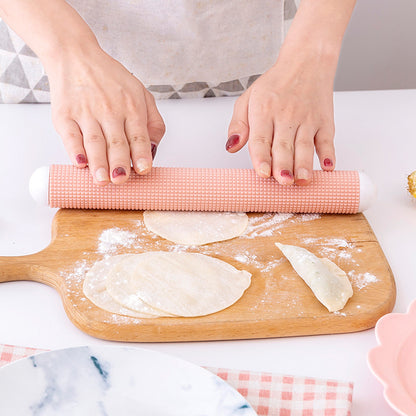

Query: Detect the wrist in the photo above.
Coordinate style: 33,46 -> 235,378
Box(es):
274,41 -> 339,81
41,34 -> 101,76
277,0 -> 356,79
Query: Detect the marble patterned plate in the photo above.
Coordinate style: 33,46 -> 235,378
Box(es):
0,346 -> 257,416
368,299 -> 416,415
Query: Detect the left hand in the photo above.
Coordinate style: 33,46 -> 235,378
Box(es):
226,57 -> 336,186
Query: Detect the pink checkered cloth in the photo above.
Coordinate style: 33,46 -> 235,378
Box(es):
0,343 -> 353,416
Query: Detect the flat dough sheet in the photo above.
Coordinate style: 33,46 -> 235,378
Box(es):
83,255 -> 174,317
106,251 -> 252,317
143,211 -> 248,245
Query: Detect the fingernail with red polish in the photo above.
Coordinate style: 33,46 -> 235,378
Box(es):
280,169 -> 293,178
324,158 -> 333,167
226,134 -> 240,151
112,167 -> 126,178
151,143 -> 157,160
76,154 -> 87,164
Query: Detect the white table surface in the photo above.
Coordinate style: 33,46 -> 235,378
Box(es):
1,89 -> 415,415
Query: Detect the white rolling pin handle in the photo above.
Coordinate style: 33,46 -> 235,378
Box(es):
358,171 -> 377,212
29,166 -> 50,206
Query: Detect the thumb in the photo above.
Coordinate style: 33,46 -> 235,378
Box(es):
145,90 -> 166,155
226,92 -> 250,153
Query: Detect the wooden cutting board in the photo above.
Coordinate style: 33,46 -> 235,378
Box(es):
0,209 -> 395,342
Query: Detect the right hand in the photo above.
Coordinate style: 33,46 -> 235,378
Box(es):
48,47 -> 165,185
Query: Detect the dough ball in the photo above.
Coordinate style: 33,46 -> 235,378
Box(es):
143,211 -> 248,245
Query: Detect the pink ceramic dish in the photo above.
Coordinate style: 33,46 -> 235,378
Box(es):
368,299 -> 416,416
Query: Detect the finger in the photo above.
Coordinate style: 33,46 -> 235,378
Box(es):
79,119 -> 109,185
145,90 -> 166,160
293,125 -> 316,186
247,101 -> 273,178
226,93 -> 250,153
271,123 -> 297,185
315,124 -> 336,171
125,113 -> 152,175
54,116 -> 87,168
100,118 -> 131,185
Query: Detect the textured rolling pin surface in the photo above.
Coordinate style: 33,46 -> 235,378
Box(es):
49,165 -> 360,213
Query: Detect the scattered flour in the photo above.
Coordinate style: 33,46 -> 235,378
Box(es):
241,212 -> 322,239
220,250 -> 282,273
243,213 -> 294,238
261,259 -> 285,273
301,237 -> 354,260
299,214 -> 321,222
60,259 -> 89,296
97,227 -> 137,255
167,244 -> 198,253
302,237 -> 353,249
325,238 -> 354,249
234,253 -> 252,263
333,311 -> 347,316
61,259 -> 88,284
348,271 -> 378,290
338,251 -> 352,260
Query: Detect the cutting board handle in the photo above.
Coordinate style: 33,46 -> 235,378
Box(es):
0,255 -> 55,286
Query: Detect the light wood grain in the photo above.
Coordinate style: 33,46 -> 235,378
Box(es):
0,210 -> 395,342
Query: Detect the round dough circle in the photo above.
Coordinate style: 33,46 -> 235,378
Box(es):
106,251 -> 252,317
83,255 -> 174,318
143,211 -> 248,245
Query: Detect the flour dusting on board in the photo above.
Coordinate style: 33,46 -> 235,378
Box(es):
300,214 -> 321,222
348,271 -> 378,289
231,250 -> 284,272
301,237 -> 355,261
60,259 -> 89,297
242,213 -> 320,239
242,213 -> 292,238
61,259 -> 88,284
98,228 -> 137,255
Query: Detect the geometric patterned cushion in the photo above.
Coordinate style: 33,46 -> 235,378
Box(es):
0,0 -> 297,103
0,19 -> 50,103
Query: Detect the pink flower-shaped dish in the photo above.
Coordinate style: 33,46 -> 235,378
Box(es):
368,299 -> 416,415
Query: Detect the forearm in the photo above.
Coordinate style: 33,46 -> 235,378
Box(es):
277,0 -> 356,76
0,0 -> 99,70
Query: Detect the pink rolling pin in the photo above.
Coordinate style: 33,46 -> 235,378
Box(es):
29,165 -> 376,213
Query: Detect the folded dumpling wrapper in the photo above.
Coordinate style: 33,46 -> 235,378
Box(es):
276,242 -> 353,312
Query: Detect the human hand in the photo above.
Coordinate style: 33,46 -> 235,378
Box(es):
225,0 -> 356,186
48,47 -> 165,185
0,0 -> 165,185
226,58 -> 335,186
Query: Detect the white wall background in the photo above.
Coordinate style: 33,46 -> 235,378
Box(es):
335,0 -> 416,91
